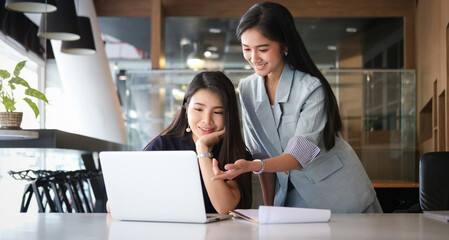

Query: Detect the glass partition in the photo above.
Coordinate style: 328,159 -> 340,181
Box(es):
124,69 -> 416,182
324,69 -> 416,182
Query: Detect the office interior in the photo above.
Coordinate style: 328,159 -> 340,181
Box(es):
0,0 -> 447,217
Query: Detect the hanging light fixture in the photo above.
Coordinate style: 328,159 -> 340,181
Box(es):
60,16 -> 96,55
118,70 -> 127,81
37,0 -> 80,41
187,43 -> 204,70
5,0 -> 57,13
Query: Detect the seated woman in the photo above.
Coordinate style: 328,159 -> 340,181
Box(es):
144,71 -> 252,214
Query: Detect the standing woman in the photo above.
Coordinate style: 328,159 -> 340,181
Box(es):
144,71 -> 252,214
213,2 -> 382,213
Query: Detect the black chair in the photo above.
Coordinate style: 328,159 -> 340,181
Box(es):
419,152 -> 449,211
9,169 -> 101,213
9,170 -> 61,213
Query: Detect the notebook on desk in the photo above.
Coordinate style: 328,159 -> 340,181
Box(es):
99,151 -> 231,223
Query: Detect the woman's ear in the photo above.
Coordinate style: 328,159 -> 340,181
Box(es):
281,45 -> 288,57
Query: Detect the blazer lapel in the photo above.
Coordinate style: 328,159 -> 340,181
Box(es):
276,64 -> 294,103
272,64 -> 294,128
255,76 -> 283,156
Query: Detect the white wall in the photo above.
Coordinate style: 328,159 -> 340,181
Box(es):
50,0 -> 126,144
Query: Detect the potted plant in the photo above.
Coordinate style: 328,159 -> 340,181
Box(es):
0,60 -> 48,129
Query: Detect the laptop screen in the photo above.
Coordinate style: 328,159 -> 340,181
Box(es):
100,151 -> 209,223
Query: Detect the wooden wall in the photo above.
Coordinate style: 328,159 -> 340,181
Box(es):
416,0 -> 449,154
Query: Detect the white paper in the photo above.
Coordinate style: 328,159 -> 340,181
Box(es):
234,206 -> 331,224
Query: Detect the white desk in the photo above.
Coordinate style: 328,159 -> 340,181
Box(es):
0,213 -> 448,240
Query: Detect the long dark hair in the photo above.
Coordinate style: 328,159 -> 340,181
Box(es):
152,71 -> 252,208
236,2 -> 342,151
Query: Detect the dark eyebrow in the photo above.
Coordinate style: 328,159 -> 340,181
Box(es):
242,43 -> 270,48
193,103 -> 224,109
193,103 -> 206,107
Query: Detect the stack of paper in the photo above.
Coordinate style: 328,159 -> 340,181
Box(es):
230,206 -> 331,224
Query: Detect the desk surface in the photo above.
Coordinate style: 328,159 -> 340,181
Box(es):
0,213 -> 448,240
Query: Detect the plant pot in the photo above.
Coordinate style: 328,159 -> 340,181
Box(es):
0,112 -> 23,130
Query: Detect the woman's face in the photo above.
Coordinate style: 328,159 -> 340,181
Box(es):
186,89 -> 225,142
241,27 -> 285,81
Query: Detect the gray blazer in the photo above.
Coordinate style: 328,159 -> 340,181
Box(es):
239,64 -> 382,213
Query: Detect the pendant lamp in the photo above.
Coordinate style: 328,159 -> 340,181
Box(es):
37,0 -> 80,41
5,0 -> 57,13
61,16 -> 96,55
187,43 -> 205,70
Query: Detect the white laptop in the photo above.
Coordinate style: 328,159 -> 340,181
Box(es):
99,150 -> 231,223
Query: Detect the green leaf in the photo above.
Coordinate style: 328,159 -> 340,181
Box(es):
1,96 -> 16,111
0,70 -> 10,79
13,61 -> 26,77
10,77 -> 31,88
25,88 -> 49,103
8,81 -> 16,90
23,97 -> 39,118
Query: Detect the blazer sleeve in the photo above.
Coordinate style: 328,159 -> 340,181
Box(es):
281,75 -> 326,168
293,84 -> 327,144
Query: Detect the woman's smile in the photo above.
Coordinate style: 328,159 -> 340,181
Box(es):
254,62 -> 268,70
199,126 -> 215,134
187,89 -> 225,142
241,27 -> 285,80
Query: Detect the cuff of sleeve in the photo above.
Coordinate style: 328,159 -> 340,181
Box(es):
284,136 -> 321,170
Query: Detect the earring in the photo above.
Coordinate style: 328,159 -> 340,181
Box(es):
284,51 -> 288,56
185,113 -> 191,132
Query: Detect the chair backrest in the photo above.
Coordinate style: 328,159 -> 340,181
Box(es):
419,152 -> 449,211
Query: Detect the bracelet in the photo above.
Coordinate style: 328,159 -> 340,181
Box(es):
252,159 -> 265,175
197,152 -> 213,159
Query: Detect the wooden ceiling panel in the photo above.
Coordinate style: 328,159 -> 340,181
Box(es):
94,0 -> 152,17
285,0 -> 415,18
94,0 -> 415,18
